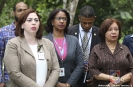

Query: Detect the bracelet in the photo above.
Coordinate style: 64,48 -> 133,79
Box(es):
110,77 -> 121,84
110,76 -> 115,83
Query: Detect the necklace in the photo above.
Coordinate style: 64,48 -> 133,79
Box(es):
58,46 -> 62,51
110,48 -> 115,50
55,38 -> 64,50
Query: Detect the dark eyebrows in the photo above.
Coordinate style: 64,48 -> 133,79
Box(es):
82,22 -> 93,24
26,18 -> 39,19
17,8 -> 27,12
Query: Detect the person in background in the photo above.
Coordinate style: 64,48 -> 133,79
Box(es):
68,5 -> 101,87
0,1 -> 28,87
3,9 -> 60,87
89,18 -> 133,87
44,8 -> 84,87
123,34 -> 133,56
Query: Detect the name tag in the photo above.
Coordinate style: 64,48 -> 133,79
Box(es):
38,53 -> 45,60
59,68 -> 65,77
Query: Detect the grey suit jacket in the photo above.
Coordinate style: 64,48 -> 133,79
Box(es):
44,33 -> 84,87
4,37 -> 60,87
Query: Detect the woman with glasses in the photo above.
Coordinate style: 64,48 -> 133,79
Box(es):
44,8 -> 84,87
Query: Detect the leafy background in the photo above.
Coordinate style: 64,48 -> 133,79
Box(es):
0,0 -> 133,43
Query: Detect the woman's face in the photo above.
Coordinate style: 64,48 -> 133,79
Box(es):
105,22 -> 119,42
52,11 -> 67,31
22,12 -> 40,36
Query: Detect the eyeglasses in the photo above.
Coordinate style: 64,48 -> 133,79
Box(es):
54,17 -> 67,21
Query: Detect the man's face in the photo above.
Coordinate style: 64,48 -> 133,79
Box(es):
79,16 -> 96,32
14,2 -> 28,22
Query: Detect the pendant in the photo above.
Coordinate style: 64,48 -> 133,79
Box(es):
59,46 -> 61,50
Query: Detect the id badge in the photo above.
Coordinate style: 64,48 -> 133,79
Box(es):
38,53 -> 45,60
59,68 -> 65,77
110,70 -> 120,77
110,70 -> 120,84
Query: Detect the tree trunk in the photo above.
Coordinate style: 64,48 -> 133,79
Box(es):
0,0 -> 7,15
63,0 -> 79,26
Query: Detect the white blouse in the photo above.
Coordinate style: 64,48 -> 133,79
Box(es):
29,44 -> 47,87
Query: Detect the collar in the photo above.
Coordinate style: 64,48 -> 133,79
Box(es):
79,23 -> 92,33
130,35 -> 133,37
11,22 -> 16,31
100,43 -> 123,50
17,36 -> 43,46
17,36 -> 43,56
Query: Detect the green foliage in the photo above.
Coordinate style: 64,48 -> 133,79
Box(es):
109,0 -> 133,37
0,0 -> 133,38
0,2 -> 14,27
73,0 -> 133,40
34,0 -> 63,35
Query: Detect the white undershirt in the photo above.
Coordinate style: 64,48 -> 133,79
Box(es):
79,24 -> 92,56
29,44 -> 47,87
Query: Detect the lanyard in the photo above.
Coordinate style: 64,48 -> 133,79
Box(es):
53,38 -> 66,61
80,32 -> 92,52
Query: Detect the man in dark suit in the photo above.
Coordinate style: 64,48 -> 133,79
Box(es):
68,5 -> 101,87
123,34 -> 133,56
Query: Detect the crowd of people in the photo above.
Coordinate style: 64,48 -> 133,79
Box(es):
0,1 -> 133,87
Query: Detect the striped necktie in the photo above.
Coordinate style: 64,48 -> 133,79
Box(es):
82,32 -> 89,60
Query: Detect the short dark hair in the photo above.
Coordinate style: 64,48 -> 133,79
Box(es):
78,5 -> 95,17
99,18 -> 121,42
15,9 -> 43,39
45,8 -> 70,33
13,1 -> 27,12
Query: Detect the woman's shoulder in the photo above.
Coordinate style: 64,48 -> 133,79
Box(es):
91,43 -> 105,51
5,37 -> 21,48
119,43 -> 129,49
124,34 -> 133,38
66,34 -> 78,40
41,38 -> 53,44
8,37 -> 19,44
93,43 -> 102,48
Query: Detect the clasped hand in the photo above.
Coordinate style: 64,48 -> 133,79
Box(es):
108,77 -> 122,87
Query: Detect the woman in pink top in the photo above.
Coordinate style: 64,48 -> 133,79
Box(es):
44,8 -> 84,87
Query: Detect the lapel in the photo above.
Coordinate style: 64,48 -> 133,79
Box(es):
18,37 -> 34,57
101,43 -> 123,55
46,33 -> 61,59
73,25 -> 79,39
90,26 -> 97,50
64,34 -> 69,61
46,33 -> 69,62
38,39 -> 49,61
